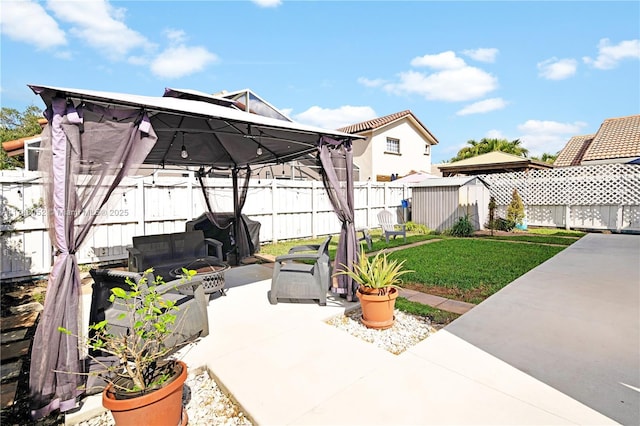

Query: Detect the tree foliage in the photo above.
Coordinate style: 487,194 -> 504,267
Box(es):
506,188 -> 525,225
530,152 -> 558,164
450,138 -> 529,162
1,105 -> 43,170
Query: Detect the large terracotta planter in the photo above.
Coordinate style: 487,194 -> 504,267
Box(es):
357,286 -> 398,330
102,360 -> 188,426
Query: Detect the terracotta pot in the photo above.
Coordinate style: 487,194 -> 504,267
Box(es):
357,286 -> 398,330
102,360 -> 188,426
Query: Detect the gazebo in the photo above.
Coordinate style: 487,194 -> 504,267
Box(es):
27,84 -> 363,418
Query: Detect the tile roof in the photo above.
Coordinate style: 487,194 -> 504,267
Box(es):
554,134 -> 594,167
582,114 -> 640,162
337,110 -> 439,144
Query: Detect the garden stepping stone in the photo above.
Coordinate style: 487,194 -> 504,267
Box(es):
1,360 -> 22,382
0,329 -> 27,344
0,340 -> 31,362
0,381 -> 18,409
0,312 -> 39,331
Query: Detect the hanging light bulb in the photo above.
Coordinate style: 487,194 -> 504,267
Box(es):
181,144 -> 188,159
256,147 -> 263,156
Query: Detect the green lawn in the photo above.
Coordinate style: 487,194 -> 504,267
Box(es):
390,239 -> 566,304
260,228 -> 582,313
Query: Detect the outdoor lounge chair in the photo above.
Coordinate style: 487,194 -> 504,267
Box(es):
88,269 -> 210,355
268,236 -> 332,306
377,209 -> 406,243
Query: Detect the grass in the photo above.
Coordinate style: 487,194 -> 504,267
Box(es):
395,297 -> 460,328
391,239 -> 566,304
473,234 -> 579,246
259,228 -> 582,313
259,230 -> 439,260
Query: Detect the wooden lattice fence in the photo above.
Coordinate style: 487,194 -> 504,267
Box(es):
480,164 -> 640,232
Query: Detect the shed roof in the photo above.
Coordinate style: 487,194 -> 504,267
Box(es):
437,151 -> 552,176
412,176 -> 488,188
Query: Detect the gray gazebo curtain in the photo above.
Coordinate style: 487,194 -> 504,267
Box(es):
30,97 -> 156,419
197,166 -> 252,263
318,136 -> 358,301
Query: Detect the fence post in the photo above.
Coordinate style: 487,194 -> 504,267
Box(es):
616,204 -> 623,233
564,205 -> 571,230
271,179 -> 278,244
311,180 -> 317,239
136,179 -> 145,236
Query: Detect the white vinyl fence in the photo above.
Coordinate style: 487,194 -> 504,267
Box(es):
3,163 -> 639,280
480,164 -> 640,232
1,170 -> 410,280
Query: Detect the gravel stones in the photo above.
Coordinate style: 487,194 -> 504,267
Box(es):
326,308 -> 437,354
75,370 -> 253,426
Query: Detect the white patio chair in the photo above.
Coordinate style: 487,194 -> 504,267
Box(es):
377,210 -> 406,243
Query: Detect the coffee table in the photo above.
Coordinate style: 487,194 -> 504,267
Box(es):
170,258 -> 230,296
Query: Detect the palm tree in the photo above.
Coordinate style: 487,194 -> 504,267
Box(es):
449,138 -> 529,162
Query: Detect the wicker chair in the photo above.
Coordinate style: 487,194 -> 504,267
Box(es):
268,236 -> 332,306
377,209 -> 406,243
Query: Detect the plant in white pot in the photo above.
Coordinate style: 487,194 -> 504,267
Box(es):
336,249 -> 413,330
60,267 -> 201,426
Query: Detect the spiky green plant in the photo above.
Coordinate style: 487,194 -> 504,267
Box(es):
335,249 -> 413,295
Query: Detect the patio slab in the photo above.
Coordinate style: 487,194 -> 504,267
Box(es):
67,234 -> 638,425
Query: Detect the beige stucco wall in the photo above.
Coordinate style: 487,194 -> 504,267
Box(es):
354,119 -> 433,181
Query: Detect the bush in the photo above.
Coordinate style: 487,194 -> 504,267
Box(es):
448,215 -> 474,237
406,221 -> 432,234
487,217 -> 516,232
507,188 -> 525,225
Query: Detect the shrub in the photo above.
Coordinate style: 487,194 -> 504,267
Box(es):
406,221 -> 432,234
449,215 -> 474,237
507,188 -> 525,225
487,217 -> 516,232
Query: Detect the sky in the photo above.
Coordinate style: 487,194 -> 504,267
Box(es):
1,0 -> 639,164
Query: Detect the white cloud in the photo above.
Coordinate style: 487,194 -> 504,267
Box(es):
583,38 -> 640,70
0,0 -> 66,49
411,51 -> 466,69
517,119 -> 588,156
357,77 -> 386,88
538,58 -> 578,80
384,67 -> 498,102
150,45 -> 218,79
46,0 -> 153,61
456,98 -> 507,116
486,129 -> 506,139
462,48 -> 499,63
293,106 -> 377,130
251,0 -> 282,7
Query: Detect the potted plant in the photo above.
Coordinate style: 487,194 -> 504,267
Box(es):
336,249 -> 413,330
60,267 -> 198,426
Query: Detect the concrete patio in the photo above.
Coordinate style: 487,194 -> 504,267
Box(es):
68,233 -> 639,425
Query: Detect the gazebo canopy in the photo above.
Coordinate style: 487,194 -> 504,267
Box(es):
29,84 -> 360,170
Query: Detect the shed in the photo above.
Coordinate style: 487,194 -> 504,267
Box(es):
411,176 -> 490,232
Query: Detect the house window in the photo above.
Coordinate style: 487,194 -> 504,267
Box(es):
386,138 -> 400,154
424,144 -> 430,155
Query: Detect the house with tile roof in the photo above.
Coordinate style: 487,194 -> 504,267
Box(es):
337,110 -> 439,181
555,114 -> 640,167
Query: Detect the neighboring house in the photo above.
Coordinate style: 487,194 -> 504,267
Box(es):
338,110 -> 439,182
438,151 -> 553,177
555,114 -> 640,167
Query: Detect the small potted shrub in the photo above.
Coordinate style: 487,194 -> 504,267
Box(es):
336,249 -> 413,330
60,268 -> 198,426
